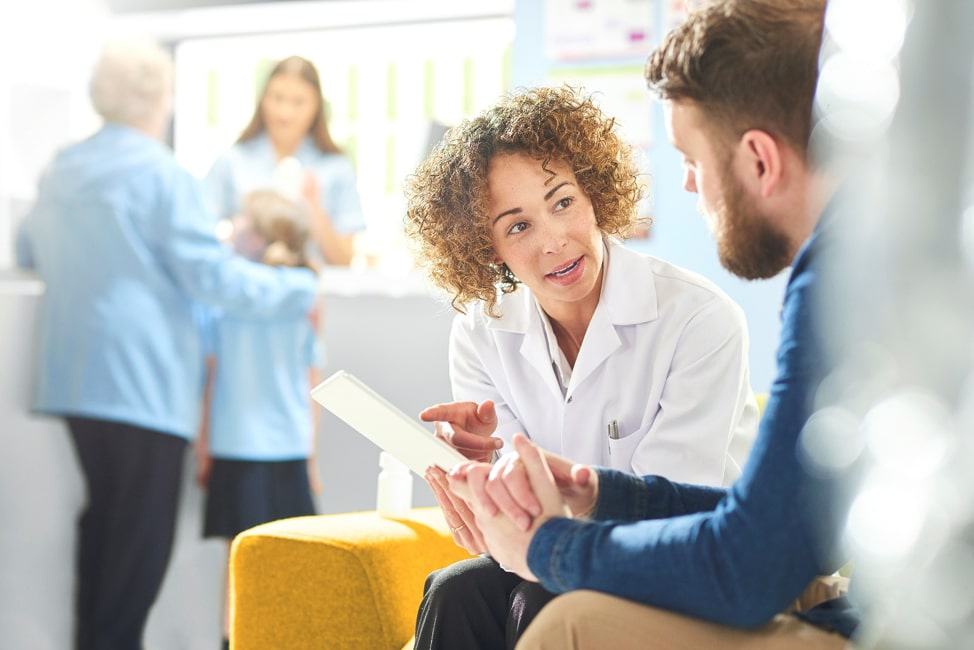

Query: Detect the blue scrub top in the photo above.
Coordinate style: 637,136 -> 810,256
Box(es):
16,123 -> 318,439
202,312 -> 322,461
204,133 -> 366,234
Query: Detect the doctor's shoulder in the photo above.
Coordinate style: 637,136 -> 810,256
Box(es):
450,296 -> 497,336
642,255 -> 748,332
450,287 -> 529,344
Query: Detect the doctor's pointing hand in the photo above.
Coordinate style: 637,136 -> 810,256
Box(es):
423,400 -> 503,462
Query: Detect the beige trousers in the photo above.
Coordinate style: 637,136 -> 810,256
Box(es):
516,577 -> 853,650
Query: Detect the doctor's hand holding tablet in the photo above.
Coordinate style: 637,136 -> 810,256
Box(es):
420,399 -> 501,554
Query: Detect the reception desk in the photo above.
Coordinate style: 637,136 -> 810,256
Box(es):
0,268 -> 455,649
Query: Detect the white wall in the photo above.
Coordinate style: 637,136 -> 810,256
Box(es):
0,0 -> 108,268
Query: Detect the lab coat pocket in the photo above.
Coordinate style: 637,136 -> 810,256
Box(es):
607,423 -> 650,472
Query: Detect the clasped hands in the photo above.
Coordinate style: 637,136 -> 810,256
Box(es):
421,400 -> 598,582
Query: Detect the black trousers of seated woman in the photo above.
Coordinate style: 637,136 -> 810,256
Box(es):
414,555 -> 557,650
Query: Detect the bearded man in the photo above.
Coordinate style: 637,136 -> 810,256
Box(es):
437,1 -> 861,648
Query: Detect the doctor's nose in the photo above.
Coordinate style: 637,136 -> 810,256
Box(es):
540,222 -> 569,255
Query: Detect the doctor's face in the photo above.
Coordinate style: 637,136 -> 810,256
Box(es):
261,73 -> 320,147
664,100 -> 791,280
487,152 -> 604,310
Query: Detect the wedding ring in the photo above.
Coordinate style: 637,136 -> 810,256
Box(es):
451,523 -> 467,533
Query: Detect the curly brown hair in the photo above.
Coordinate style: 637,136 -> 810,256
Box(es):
404,85 -> 645,316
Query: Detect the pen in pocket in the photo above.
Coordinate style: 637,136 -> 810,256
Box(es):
607,420 -> 619,456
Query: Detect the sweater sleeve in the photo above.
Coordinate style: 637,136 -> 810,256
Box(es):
591,468 -> 727,522
526,264 -> 836,629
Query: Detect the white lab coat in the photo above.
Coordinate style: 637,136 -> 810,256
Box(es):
449,240 -> 758,486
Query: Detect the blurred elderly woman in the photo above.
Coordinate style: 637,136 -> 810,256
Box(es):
16,41 -> 318,650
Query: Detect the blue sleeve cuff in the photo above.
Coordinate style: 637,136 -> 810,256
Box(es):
593,468 -> 727,521
527,517 -> 586,593
592,468 -> 653,521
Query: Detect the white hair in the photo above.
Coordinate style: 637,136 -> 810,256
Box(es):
89,40 -> 173,127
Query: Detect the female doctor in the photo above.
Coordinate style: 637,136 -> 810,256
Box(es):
404,86 -> 759,650
205,56 -> 364,265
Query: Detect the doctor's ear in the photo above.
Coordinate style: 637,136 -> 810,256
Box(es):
492,261 -> 519,286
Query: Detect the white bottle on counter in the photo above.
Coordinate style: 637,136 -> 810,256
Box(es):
376,451 -> 413,518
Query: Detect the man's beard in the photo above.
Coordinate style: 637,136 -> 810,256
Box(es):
712,166 -> 793,280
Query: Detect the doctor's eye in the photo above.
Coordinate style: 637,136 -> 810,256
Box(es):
507,221 -> 529,236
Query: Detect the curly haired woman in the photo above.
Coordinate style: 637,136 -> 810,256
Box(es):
406,86 -> 759,650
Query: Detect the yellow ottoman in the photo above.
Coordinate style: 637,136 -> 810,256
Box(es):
230,508 -> 472,650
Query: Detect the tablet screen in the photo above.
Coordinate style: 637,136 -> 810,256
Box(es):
311,370 -> 468,477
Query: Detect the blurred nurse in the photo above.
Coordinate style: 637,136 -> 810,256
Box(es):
15,41 -> 318,650
205,56 -> 365,265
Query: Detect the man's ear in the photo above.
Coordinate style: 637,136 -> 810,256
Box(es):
737,130 -> 783,199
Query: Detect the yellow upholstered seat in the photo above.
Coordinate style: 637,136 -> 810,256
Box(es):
231,394 -> 769,649
230,508 -> 472,649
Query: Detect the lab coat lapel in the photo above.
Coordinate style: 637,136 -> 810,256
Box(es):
489,288 -> 564,402
566,303 -> 620,399
602,239 -> 659,326
519,315 -> 565,402
565,240 -> 658,399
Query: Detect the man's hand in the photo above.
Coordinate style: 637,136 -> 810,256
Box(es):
425,465 -> 487,554
421,400 -> 503,462
463,442 -> 598,530
447,434 -> 572,581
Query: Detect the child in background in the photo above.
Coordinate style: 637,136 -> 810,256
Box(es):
195,190 -> 324,650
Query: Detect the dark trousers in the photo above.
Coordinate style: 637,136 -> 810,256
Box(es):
415,555 -> 558,650
67,417 -> 187,650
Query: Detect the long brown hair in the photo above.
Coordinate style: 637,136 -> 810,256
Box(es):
237,56 -> 341,154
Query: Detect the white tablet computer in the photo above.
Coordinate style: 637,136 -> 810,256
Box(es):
310,370 -> 467,477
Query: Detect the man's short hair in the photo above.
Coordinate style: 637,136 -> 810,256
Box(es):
645,0 -> 827,159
